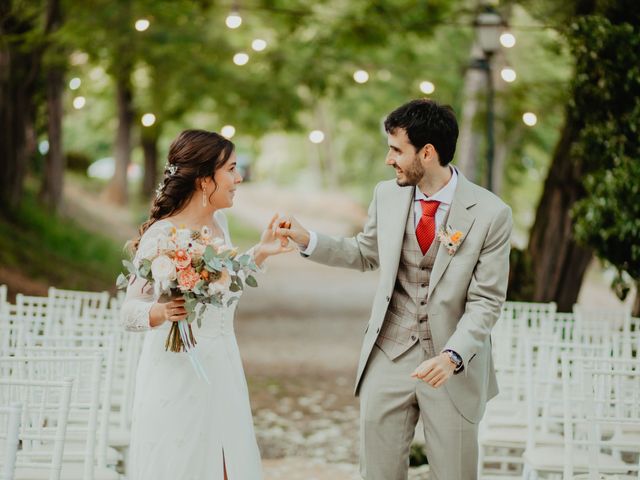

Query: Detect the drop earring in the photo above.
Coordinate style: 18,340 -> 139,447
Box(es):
202,185 -> 207,207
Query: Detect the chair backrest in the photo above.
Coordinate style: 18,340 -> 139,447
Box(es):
561,354 -> 640,479
14,294 -> 56,338
0,402 -> 22,480
0,284 -> 7,314
48,288 -> 109,320
0,355 -> 102,479
524,337 -> 613,451
573,304 -> 633,333
21,339 -> 116,469
0,378 -> 74,480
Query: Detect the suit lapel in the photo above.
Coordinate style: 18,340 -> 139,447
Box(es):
428,171 -> 477,298
384,184 -> 414,276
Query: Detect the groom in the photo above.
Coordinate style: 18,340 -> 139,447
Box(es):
277,99 -> 512,479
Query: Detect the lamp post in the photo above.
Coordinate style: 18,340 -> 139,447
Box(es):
472,5 -> 504,192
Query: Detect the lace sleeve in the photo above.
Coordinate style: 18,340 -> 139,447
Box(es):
120,223 -> 165,332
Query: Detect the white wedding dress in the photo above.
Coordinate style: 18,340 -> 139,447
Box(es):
120,211 -> 263,480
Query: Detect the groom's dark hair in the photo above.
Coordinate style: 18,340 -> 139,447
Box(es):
384,99 -> 459,166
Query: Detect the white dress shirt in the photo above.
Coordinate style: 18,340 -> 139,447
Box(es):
302,167 -> 458,256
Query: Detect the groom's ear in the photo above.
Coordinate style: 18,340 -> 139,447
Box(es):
420,143 -> 435,162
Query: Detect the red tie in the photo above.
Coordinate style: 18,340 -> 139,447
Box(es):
416,200 -> 440,255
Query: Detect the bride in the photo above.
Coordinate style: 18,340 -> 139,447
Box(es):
120,129 -> 291,480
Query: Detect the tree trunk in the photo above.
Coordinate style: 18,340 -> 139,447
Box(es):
526,110 -> 593,311
104,73 -> 133,205
40,0 -> 65,211
141,125 -> 159,199
0,7 -> 40,211
456,43 -> 485,182
40,67 -> 64,210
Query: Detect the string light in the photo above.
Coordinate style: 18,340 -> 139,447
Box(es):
500,67 -> 517,83
221,125 -> 236,138
233,53 -> 249,65
309,130 -> 325,143
141,113 -> 156,127
251,39 -> 267,51
523,112 -> 537,126
500,32 -> 516,48
419,81 -> 435,94
226,13 -> 242,29
73,96 -> 86,109
135,19 -> 150,32
353,70 -> 369,84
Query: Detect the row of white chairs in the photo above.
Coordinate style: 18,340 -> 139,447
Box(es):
479,301 -> 640,480
0,286 -> 142,480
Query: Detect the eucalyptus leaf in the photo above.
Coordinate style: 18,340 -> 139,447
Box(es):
245,275 -> 258,288
116,273 -> 129,289
122,259 -> 136,274
203,245 -> 216,263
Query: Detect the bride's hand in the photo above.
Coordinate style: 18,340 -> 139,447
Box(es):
255,214 -> 296,262
149,297 -> 187,327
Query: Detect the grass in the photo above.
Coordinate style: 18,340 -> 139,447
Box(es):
0,189 -> 123,293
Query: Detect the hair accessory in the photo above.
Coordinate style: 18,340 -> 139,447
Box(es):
166,163 -> 178,176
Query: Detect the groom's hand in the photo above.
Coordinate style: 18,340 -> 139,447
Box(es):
274,215 -> 310,249
411,353 -> 456,388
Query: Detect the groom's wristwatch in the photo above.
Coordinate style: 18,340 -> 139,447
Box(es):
443,350 -> 464,373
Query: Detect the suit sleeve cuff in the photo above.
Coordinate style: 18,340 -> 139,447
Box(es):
299,231 -> 318,256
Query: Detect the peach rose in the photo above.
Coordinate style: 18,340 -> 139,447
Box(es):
177,267 -> 200,291
174,249 -> 192,270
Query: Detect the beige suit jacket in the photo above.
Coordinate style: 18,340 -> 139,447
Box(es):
306,171 -> 512,423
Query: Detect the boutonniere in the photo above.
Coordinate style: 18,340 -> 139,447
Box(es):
437,225 -> 464,255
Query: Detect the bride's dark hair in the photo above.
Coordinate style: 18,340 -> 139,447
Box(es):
130,129 -> 235,252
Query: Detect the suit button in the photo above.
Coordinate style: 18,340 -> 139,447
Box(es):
411,335 -> 416,341
421,283 -> 427,288
376,327 -> 380,333
420,301 -> 426,306
386,296 -> 390,302
420,319 -> 427,323
421,267 -> 427,271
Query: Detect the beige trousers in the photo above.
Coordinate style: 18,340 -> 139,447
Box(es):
359,344 -> 479,480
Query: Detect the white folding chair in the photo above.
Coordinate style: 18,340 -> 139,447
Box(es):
0,402 -> 22,480
479,303 -> 558,478
22,337 -> 120,470
521,338 -> 613,479
0,354 -> 119,480
561,355 -> 640,479
47,288 -> 109,333
0,378 -> 74,480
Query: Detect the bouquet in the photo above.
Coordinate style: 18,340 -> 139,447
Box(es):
117,224 -> 260,360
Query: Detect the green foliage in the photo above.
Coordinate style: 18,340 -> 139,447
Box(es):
409,442 -> 429,466
570,16 -> 640,297
0,186 -> 122,291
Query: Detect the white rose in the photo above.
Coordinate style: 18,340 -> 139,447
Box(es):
151,255 -> 177,283
176,228 -> 192,249
189,241 -> 206,256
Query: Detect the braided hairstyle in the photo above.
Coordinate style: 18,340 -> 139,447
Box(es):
130,129 -> 235,252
